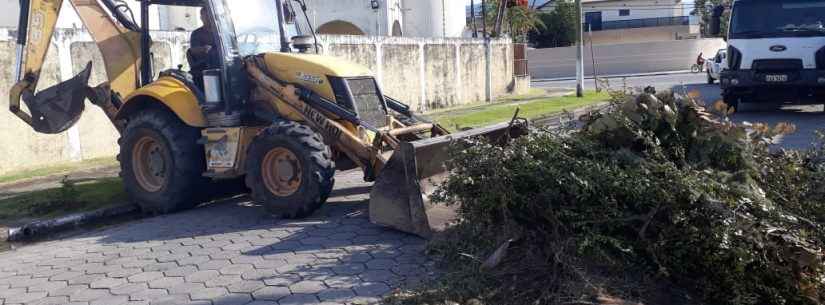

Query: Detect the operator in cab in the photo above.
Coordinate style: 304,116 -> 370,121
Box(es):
188,7 -> 221,91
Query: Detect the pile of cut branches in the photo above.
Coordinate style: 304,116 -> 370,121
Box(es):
387,90 -> 825,305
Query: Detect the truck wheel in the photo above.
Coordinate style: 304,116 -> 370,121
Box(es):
246,120 -> 335,218
707,72 -> 715,84
119,109 -> 208,214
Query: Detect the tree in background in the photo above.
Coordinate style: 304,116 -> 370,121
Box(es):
481,0 -> 545,42
693,0 -> 731,37
528,0 -> 577,48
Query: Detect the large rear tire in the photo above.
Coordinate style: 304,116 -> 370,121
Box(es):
246,120 -> 335,218
119,109 -> 208,214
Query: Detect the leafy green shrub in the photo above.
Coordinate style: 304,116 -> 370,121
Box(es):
388,91 -> 825,305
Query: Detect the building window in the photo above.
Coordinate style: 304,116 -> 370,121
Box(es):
619,9 -> 630,16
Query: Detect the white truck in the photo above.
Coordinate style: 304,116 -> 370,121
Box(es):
711,0 -> 825,110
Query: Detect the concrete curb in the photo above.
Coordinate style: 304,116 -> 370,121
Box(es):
6,203 -> 139,242
532,70 -> 692,83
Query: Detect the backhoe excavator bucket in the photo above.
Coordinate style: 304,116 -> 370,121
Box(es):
370,121 -> 528,238
21,63 -> 92,134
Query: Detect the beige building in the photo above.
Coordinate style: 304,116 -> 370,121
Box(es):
539,0 -> 700,45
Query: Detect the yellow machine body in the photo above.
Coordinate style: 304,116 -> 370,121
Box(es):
118,76 -> 208,127
9,0 -> 529,239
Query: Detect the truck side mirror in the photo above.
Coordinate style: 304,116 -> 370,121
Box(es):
709,5 -> 725,37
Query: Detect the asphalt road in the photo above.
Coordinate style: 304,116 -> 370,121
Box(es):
534,72 -> 825,150
527,39 -> 727,79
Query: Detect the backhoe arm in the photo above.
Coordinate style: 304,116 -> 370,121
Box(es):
9,0 -> 143,134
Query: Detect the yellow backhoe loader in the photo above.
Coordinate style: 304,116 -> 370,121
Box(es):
9,0 -> 527,238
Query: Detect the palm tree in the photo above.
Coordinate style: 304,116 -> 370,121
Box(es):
483,0 -> 545,42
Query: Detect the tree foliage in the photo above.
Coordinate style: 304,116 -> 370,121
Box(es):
387,90 -> 825,305
694,0 -> 731,37
480,1 -> 546,41
528,0 -> 577,48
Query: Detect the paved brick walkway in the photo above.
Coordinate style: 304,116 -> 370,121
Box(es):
0,171 -> 435,305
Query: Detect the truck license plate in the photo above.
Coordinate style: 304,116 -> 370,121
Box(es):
765,74 -> 788,82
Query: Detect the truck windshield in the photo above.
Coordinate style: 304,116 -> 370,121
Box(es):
730,0 -> 825,39
220,0 -> 300,56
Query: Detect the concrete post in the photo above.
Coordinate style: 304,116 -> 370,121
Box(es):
575,0 -> 584,97
485,38 -> 492,102
376,41 -> 384,85
419,42 -> 427,111
56,32 -> 83,161
454,42 -> 462,104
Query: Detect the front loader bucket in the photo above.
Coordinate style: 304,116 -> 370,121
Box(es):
20,63 -> 92,134
370,121 -> 528,238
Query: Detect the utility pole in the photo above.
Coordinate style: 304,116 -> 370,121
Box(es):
575,0 -> 584,97
481,0 -> 487,37
589,23 -> 599,92
471,0 -> 478,38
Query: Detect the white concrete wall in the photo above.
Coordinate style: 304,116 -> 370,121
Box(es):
316,35 -> 514,111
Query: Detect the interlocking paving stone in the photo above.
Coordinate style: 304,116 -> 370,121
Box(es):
129,289 -> 169,301
277,293 -> 320,305
4,291 -> 48,304
28,280 -> 69,293
227,280 -> 266,293
29,296 -> 70,305
317,288 -> 356,302
69,288 -> 111,302
110,283 -> 149,296
203,275 -> 242,288
90,277 -> 127,289
352,282 -> 391,297
189,286 -> 228,300
127,272 -> 165,283
147,277 -> 184,289
89,294 -> 130,305
0,170 -> 431,305
251,286 -> 291,301
212,293 -> 253,305
262,274 -> 302,287
163,283 -> 201,297
288,280 -> 327,294
163,266 -> 198,277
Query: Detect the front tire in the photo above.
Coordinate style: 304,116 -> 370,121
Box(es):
246,120 -> 335,218
119,109 -> 208,214
707,72 -> 715,84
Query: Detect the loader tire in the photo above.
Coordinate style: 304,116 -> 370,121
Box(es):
119,109 -> 207,214
246,120 -> 335,218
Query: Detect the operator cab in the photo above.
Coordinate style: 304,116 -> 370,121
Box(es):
131,0 -> 304,119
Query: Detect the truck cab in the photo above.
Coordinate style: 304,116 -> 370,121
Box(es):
714,0 -> 825,110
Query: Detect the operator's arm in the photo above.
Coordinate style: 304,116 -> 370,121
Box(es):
189,28 -> 212,58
